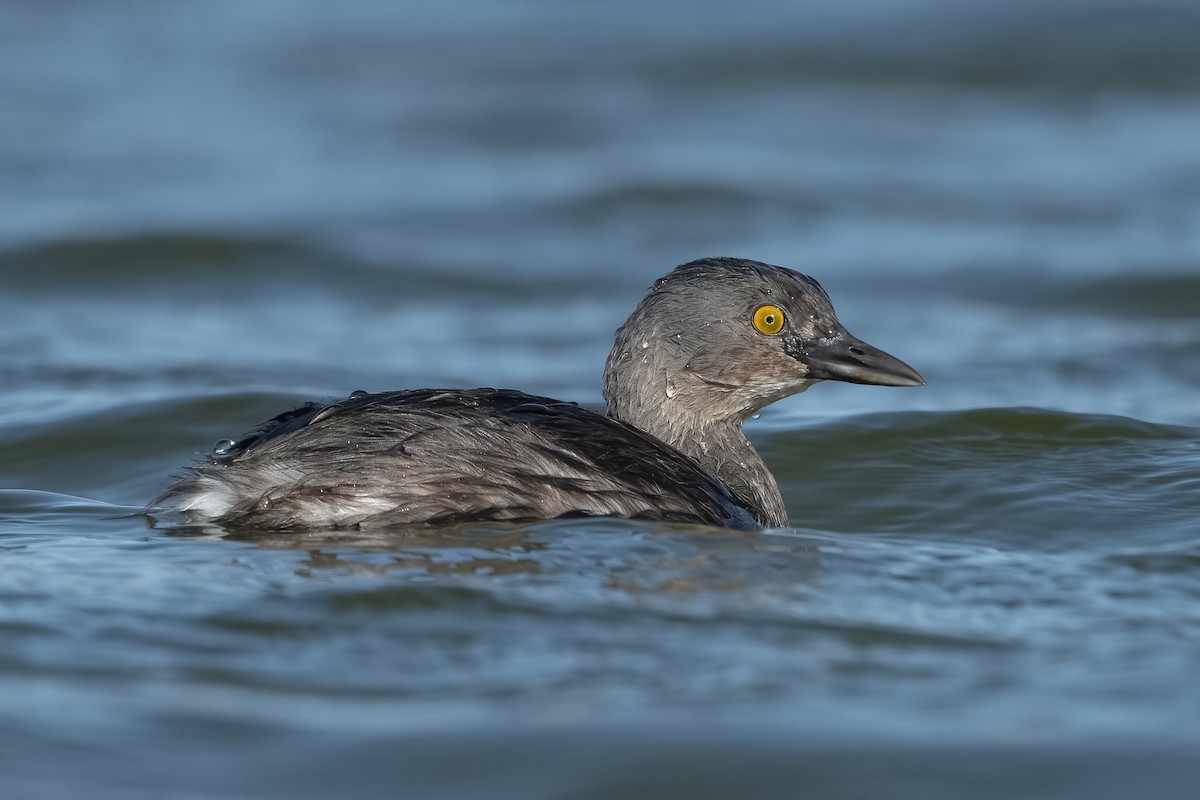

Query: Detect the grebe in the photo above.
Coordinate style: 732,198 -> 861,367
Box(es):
151,257 -> 922,530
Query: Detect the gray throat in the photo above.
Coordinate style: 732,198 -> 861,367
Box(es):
603,346 -> 787,529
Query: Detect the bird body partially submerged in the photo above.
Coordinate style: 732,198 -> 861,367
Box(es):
152,257 -> 922,530
157,389 -> 758,530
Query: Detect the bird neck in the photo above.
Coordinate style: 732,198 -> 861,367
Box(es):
604,380 -> 787,528
672,416 -> 787,529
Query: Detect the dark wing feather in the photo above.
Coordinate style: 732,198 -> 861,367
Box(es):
154,388 -> 757,530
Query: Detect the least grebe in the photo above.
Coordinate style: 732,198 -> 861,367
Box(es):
152,257 -> 922,530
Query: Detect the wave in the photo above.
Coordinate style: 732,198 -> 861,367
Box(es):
0,233 -> 586,304
629,1 -> 1200,93
764,407 -> 1199,545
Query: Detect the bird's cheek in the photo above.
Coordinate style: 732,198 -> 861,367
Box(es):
683,347 -> 752,386
766,346 -> 812,381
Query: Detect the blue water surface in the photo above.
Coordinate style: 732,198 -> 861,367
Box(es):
2,2 -> 1199,798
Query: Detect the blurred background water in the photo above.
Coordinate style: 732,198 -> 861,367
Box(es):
2,0 -> 1199,797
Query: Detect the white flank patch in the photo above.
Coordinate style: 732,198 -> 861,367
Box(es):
170,478 -> 239,517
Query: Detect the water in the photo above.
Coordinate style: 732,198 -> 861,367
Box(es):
2,1 -> 1199,797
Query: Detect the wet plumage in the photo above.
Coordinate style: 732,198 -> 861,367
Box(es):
152,257 -> 922,530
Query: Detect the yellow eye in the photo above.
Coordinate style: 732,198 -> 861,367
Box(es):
753,304 -> 785,335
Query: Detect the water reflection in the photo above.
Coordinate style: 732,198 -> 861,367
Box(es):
162,518 -> 824,599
